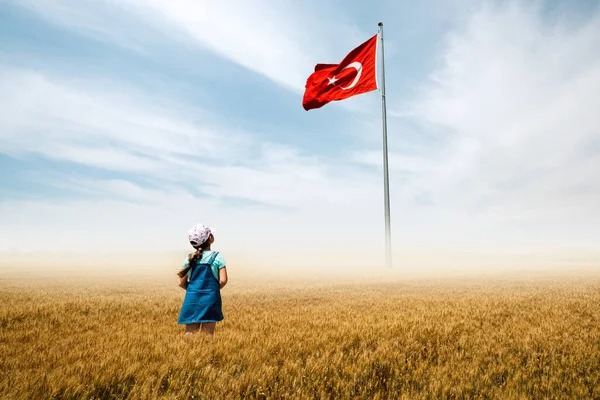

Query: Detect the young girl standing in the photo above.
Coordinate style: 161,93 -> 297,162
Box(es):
177,223 -> 228,338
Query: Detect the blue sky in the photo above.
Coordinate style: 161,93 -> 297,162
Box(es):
1,0 -> 599,272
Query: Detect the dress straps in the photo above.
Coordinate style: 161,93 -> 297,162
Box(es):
190,251 -> 219,275
207,251 -> 219,265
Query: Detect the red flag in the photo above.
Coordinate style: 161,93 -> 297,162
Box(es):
302,34 -> 378,111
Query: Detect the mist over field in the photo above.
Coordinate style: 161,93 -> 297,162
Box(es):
1,248 -> 598,284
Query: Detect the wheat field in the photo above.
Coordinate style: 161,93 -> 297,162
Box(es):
1,273 -> 600,399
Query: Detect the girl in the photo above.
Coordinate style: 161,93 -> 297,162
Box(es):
177,223 -> 228,338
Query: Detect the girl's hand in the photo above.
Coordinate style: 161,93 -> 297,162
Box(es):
178,275 -> 189,289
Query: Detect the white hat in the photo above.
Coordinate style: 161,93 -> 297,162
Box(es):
187,223 -> 216,247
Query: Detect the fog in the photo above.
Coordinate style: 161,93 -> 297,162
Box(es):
2,249 -> 598,288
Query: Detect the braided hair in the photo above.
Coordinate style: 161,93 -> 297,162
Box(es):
188,238 -> 209,265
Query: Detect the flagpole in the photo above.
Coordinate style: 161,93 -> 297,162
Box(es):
378,22 -> 392,269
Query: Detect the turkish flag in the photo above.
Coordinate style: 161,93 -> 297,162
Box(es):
302,34 -> 378,111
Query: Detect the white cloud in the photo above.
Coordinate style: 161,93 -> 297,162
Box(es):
360,2 -> 600,228
0,68 -> 230,173
13,0 -> 372,92
0,68 -> 376,205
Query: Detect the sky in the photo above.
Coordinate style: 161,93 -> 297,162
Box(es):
0,0 -> 599,275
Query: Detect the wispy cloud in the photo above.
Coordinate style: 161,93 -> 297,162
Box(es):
13,0 -> 371,92
0,67 -> 378,206
359,2 -> 600,227
0,68 -> 226,172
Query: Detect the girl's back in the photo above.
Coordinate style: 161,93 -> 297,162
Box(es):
177,223 -> 228,337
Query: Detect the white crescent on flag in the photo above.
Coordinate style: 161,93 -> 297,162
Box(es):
340,62 -> 362,90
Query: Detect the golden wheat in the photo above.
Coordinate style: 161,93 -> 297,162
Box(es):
1,276 -> 599,399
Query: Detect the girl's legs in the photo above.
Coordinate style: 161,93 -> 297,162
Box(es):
201,322 -> 216,338
185,323 -> 201,335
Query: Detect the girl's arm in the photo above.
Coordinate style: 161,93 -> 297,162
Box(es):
219,267 -> 228,289
178,257 -> 191,289
178,275 -> 188,289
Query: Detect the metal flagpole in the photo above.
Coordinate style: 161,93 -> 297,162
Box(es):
378,22 -> 392,269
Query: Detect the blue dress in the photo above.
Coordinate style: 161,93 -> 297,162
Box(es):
178,252 -> 223,324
